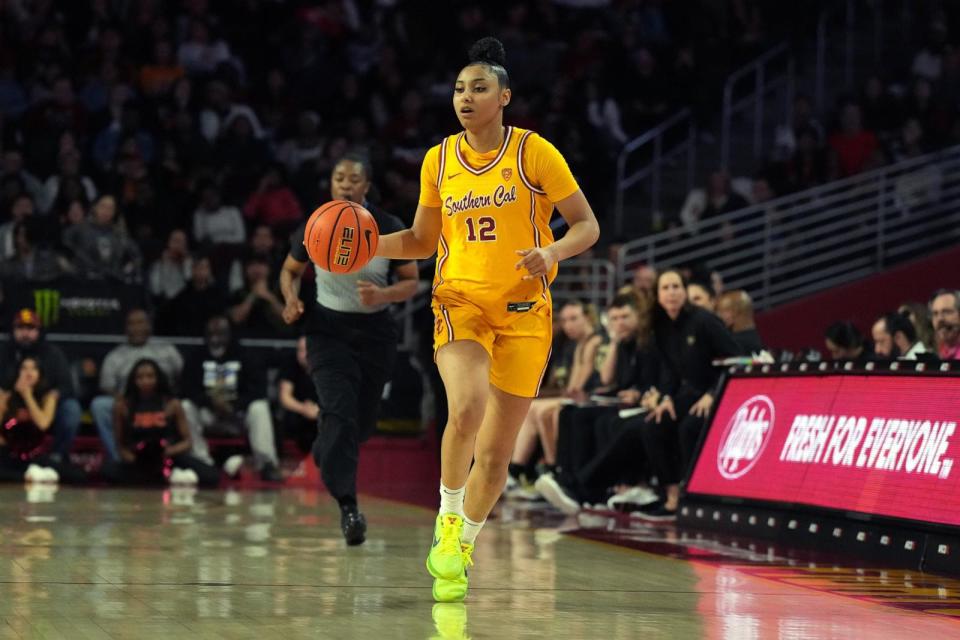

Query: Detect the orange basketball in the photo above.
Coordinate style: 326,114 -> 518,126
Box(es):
303,200 -> 380,274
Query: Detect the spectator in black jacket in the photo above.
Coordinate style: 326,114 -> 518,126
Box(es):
0,309 -> 81,460
642,270 -> 742,518
180,316 -> 281,482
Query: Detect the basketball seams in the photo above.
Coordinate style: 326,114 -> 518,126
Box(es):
347,203 -> 362,273
324,203 -> 351,272
305,200 -> 341,269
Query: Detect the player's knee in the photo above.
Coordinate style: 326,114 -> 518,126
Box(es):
446,403 -> 484,437
473,447 -> 510,478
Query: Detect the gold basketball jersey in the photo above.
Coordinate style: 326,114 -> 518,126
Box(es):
419,126 -> 580,312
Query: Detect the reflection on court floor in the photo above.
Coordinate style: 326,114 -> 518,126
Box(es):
1,487 -> 958,639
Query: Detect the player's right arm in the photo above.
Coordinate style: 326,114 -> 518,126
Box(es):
376,145 -> 443,260
279,254 -> 307,325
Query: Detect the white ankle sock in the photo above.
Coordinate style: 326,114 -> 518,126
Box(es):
461,515 -> 485,545
439,482 -> 465,517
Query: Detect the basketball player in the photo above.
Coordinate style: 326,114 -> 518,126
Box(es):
280,153 -> 418,545
374,37 -> 599,601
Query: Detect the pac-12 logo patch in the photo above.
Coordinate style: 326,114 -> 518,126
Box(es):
716,395 -> 775,479
501,168 -> 512,181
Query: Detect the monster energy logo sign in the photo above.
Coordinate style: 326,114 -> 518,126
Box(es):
34,289 -> 60,326
32,288 -> 123,327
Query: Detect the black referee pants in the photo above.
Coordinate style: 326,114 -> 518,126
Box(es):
306,306 -> 397,505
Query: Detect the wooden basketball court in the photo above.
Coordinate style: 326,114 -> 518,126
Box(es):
2,486 -> 959,639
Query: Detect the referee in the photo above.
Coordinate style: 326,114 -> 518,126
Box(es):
280,153 -> 418,545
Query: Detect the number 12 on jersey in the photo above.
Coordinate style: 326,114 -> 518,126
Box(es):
465,216 -> 497,242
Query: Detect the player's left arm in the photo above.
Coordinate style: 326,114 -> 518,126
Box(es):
516,189 -> 599,280
357,260 -> 419,307
515,136 -> 599,279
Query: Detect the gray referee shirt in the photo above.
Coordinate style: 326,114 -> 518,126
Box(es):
289,204 -> 408,314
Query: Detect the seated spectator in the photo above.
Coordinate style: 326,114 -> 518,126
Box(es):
0,309 -> 82,461
0,194 -> 35,259
535,294 -> 654,505
715,290 -> 765,355
277,336 -> 320,453
147,229 -> 192,302
872,311 -> 930,360
178,19 -> 237,77
181,316 -> 282,482
890,119 -> 942,214
860,75 -> 900,133
157,254 -> 229,336
911,19 -> 949,82
642,269 -> 741,518
0,218 -> 71,282
773,93 -> 825,159
930,289 -> 960,360
102,359 -> 219,487
631,265 -> 657,297
228,255 -> 288,338
227,224 -> 285,294
276,110 -> 325,175
701,170 -> 750,221
62,195 -> 141,282
535,295 -> 661,516
508,300 -> 606,496
38,148 -> 98,214
139,39 -> 185,98
898,301 -> 937,351
243,164 -> 303,238
686,280 -> 715,312
192,182 -> 245,247
827,102 -> 883,179
0,149 -> 45,206
92,309 -> 183,462
0,356 -> 85,483
772,126 -> 827,194
823,321 -> 873,364
91,101 -> 156,173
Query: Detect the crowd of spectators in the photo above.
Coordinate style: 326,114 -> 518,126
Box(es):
0,0 -> 807,334
675,9 -> 960,238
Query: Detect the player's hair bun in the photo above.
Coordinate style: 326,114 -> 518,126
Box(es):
468,37 -> 507,67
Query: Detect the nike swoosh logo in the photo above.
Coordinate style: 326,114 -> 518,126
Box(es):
447,172 -> 461,180
432,537 -> 441,547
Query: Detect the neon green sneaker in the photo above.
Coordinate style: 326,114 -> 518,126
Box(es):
426,513 -> 464,580
431,602 -> 469,639
431,542 -> 474,603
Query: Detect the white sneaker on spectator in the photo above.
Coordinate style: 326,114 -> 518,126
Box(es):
223,455 -> 244,478
40,467 -> 59,484
534,474 -> 580,516
168,468 -> 185,485
504,474 -> 518,493
24,464 -> 43,483
607,486 -> 659,510
180,469 -> 199,485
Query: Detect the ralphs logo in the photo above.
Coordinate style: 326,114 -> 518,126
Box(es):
717,395 -> 775,479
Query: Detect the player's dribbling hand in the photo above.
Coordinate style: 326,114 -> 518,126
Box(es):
515,247 -> 558,281
282,299 -> 304,324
